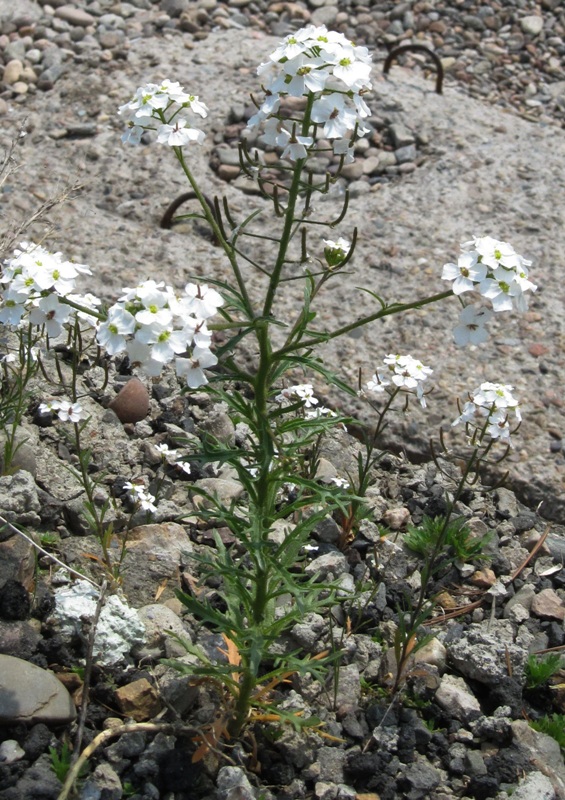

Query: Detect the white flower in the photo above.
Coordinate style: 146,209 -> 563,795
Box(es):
478,273 -> 521,312
183,283 -> 224,319
176,460 -> 192,476
0,289 -> 29,325
453,305 -> 493,347
156,119 -> 205,147
124,481 -> 157,513
281,134 -> 313,162
119,81 -> 207,147
96,306 -> 136,355
176,346 -> 218,388
246,24 -> 372,159
28,293 -> 71,338
55,400 -> 86,423
442,252 -> 487,295
323,237 -> 350,267
40,399 -> 86,423
331,476 -> 350,489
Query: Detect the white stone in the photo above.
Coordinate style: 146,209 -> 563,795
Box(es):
50,580 -> 145,665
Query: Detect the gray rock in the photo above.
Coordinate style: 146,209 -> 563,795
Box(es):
0,620 -> 41,660
447,621 -> 527,685
329,663 -> 361,708
197,405 -> 236,446
8,753 -> 63,799
216,766 -> 256,800
54,5 -> 96,26
0,470 -> 41,527
317,747 -> 346,783
511,721 -> 565,798
389,122 -> 415,148
0,739 -> 25,764
80,763 -> 122,800
0,654 -> 76,724
304,549 -> 349,579
121,522 -> 193,606
508,770 -> 556,800
136,603 -> 191,658
0,528 -> 35,592
397,757 -> 441,800
159,0 -> 189,18
520,15 -> 544,37
193,477 -> 244,507
503,584 -> 535,619
394,144 -> 417,164
291,613 -> 326,652
435,674 -> 482,723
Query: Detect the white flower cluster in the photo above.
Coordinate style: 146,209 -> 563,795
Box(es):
245,24 -> 372,163
275,383 -> 342,425
367,354 -> 433,408
276,383 -> 319,408
442,236 -> 537,347
97,280 -> 223,388
38,398 -> 86,423
0,242 -> 100,336
118,79 -> 208,147
155,442 -> 192,475
123,480 -> 157,513
452,382 -> 521,445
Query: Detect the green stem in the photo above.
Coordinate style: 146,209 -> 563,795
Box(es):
174,149 -> 254,319
274,290 -> 454,358
262,95 -> 315,320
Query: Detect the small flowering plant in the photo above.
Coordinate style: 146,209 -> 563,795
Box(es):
0,23 -> 539,752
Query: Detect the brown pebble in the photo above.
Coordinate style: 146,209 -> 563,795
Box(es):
115,678 -> 162,722
109,378 -> 150,423
528,342 -> 549,357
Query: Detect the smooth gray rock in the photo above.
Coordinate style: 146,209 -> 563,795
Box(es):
0,654 -> 76,724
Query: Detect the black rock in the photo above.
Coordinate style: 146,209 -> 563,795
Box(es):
481,677 -> 523,718
0,581 -> 30,621
467,774 -> 500,799
23,725 -> 52,762
157,748 -> 203,793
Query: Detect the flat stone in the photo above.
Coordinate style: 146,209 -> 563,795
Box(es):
0,530 -> 36,592
121,522 -> 193,606
0,654 -> 76,724
136,603 -> 191,658
54,5 -> 96,26
531,588 -> 565,621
